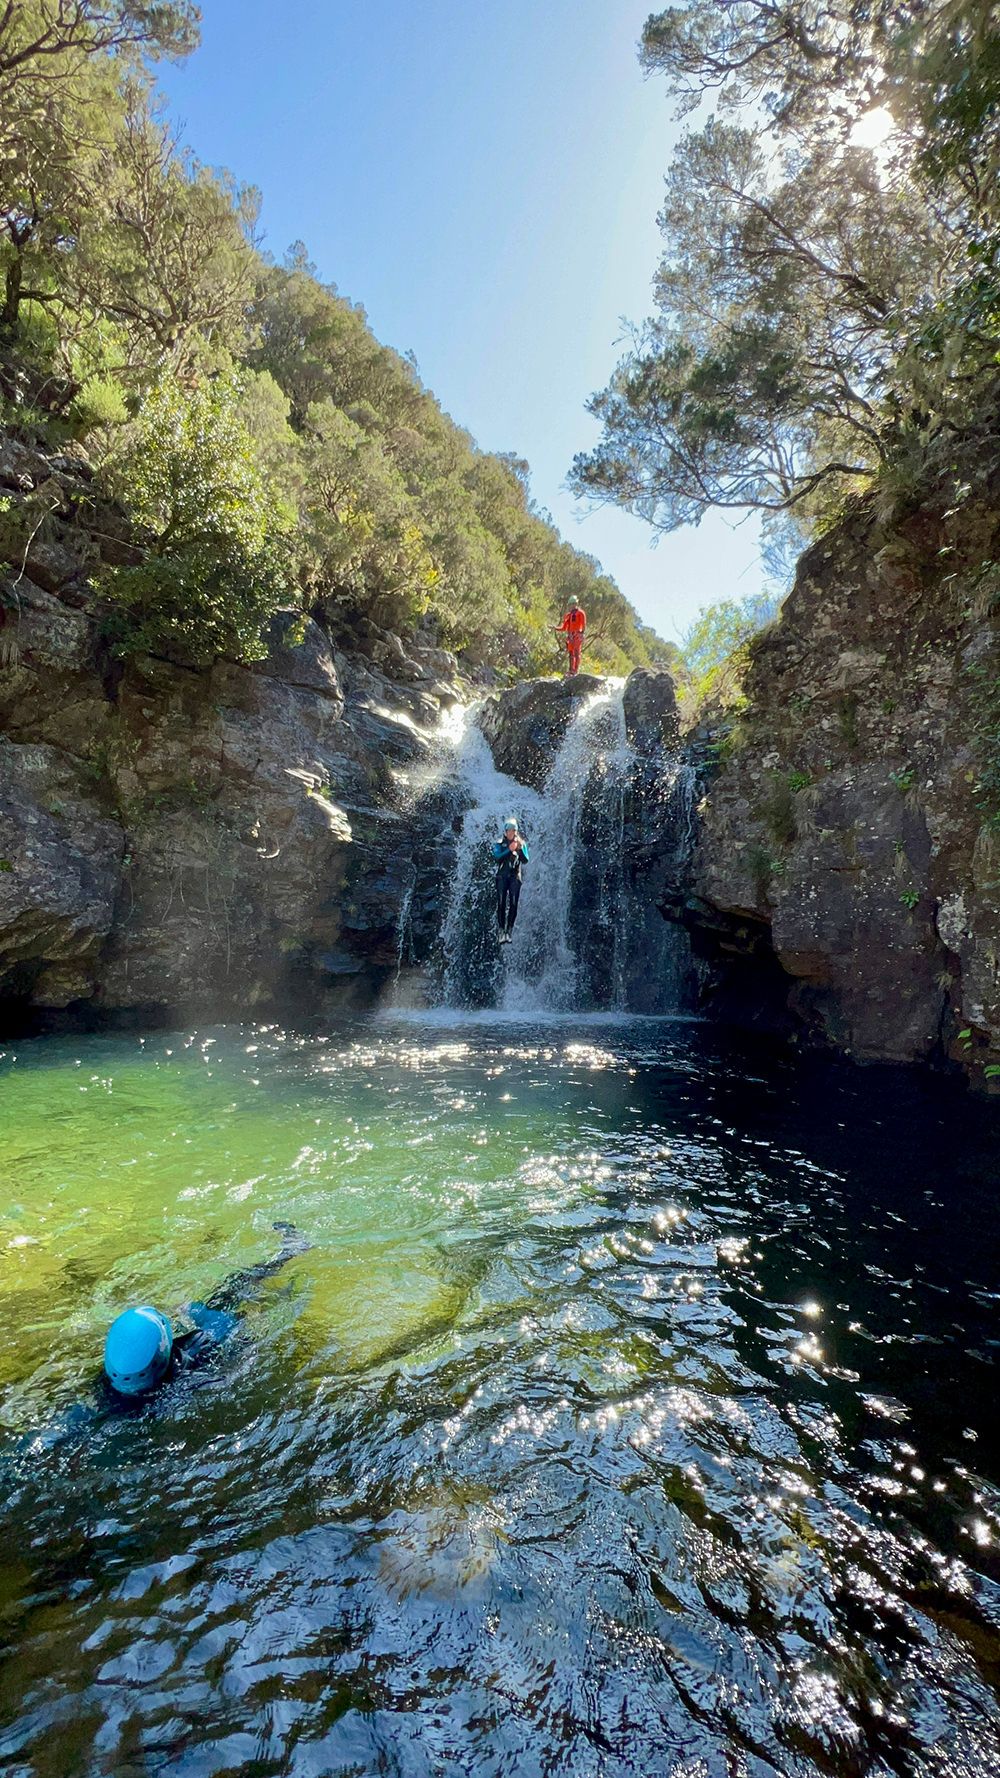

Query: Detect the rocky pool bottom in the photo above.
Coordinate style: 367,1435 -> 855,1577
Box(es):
1,1017 -> 999,1778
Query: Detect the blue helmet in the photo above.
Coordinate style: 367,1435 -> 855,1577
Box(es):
103,1306 -> 173,1396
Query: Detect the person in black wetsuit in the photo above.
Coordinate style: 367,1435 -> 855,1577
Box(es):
491,817 -> 530,944
20,1222 -> 310,1450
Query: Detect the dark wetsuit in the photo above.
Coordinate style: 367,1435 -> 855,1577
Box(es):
492,839 -> 530,935
17,1223 -> 309,1453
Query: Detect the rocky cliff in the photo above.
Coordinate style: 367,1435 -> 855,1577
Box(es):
7,418 -> 1000,1086
474,666 -> 696,1013
0,432 -> 463,1032
677,464 -> 1000,1085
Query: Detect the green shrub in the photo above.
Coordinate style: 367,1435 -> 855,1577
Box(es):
103,373 -> 295,665
69,376 -> 129,437
679,591 -> 780,714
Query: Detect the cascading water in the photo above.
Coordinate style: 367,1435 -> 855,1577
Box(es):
438,682 -> 698,1014
498,686 -> 631,1013
437,715 -> 544,1009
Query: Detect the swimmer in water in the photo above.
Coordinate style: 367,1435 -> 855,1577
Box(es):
101,1221 -> 309,1399
18,1222 -> 309,1451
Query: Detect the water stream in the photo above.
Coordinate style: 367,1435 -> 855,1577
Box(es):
438,683 -> 696,1014
1,1020 -> 999,1777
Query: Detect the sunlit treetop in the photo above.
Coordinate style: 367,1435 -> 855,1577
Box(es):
642,2 -> 917,133
570,3 -> 1000,534
0,2 -> 199,85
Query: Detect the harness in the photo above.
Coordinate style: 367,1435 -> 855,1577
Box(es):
497,848 -> 522,882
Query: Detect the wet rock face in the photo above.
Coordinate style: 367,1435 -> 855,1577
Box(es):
623,668 -> 679,755
477,674 -> 603,789
0,742 -> 123,1012
679,470 -> 1000,1080
0,434 -> 464,1031
480,669 -> 681,794
694,761 -> 946,1061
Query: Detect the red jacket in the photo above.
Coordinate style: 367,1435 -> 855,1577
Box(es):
558,607 -> 586,635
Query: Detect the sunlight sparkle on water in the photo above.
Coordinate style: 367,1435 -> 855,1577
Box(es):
2,1023 -> 1000,1774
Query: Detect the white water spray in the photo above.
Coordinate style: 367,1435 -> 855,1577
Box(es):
438,711 -> 545,1007
436,682 -> 697,1014
499,684 -> 629,1012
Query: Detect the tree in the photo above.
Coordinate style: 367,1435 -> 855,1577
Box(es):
0,1 -> 197,96
251,251 -> 381,429
681,589 -> 781,706
300,397 -> 438,633
103,371 -> 294,663
640,2 -> 904,136
65,84 -> 260,376
571,3 -> 1000,534
251,248 -> 427,433
0,43 -> 117,336
573,116 -> 942,523
0,3 -> 198,337
418,472 -> 514,651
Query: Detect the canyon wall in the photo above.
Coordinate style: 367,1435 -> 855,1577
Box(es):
678,466 -> 1000,1085
0,432 -> 460,1031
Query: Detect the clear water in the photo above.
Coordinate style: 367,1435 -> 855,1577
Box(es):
2,1018 -> 1000,1778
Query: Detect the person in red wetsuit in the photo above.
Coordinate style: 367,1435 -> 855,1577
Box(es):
555,595 -> 586,675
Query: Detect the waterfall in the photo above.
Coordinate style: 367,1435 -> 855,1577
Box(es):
436,682 -> 697,1014
438,715 -> 544,1009
392,866 -> 417,981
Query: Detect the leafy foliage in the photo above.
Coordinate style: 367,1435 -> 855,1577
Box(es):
0,20 -> 663,673
572,3 -> 1000,534
66,83 -> 261,377
680,589 -> 780,709
103,373 -> 293,664
0,4 -> 198,335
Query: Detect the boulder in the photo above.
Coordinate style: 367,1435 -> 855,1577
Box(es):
479,674 -> 603,789
0,436 -> 41,492
623,668 -> 680,754
369,630 -> 461,689
409,641 -> 459,682
19,536 -> 80,595
255,611 -> 343,703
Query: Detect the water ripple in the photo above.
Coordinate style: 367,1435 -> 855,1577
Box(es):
1,1020 -> 999,1775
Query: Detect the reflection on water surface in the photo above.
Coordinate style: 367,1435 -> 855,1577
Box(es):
1,1017 -> 999,1777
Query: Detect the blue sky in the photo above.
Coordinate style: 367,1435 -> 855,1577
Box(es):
156,0 -> 763,642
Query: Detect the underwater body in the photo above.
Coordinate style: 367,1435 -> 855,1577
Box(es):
2,1017 -> 1000,1778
